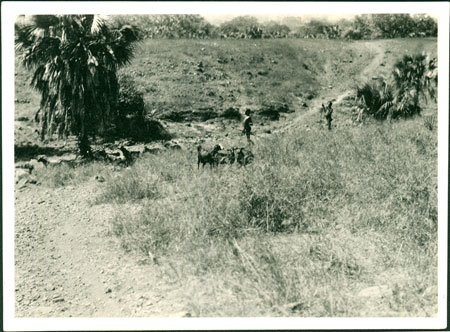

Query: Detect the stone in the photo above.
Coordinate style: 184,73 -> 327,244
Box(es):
290,302 -> 305,312
15,168 -> 30,183
52,296 -> 65,303
17,178 -> 29,189
29,159 -> 46,171
358,285 -> 391,297
95,175 -> 106,183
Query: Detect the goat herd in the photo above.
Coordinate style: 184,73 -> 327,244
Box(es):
197,144 -> 254,169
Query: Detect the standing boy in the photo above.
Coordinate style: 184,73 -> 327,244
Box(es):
324,101 -> 333,130
242,109 -> 253,144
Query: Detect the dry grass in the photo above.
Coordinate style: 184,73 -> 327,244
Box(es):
102,115 -> 437,317
18,38 -> 438,317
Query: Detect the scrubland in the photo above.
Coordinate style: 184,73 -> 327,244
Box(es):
15,38 -> 438,317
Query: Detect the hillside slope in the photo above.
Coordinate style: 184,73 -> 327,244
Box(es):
14,38 -> 437,152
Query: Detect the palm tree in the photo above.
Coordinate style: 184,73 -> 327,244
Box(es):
15,15 -> 139,157
392,53 -> 437,117
357,53 -> 437,121
356,79 -> 394,120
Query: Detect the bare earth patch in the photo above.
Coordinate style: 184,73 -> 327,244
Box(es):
15,181 -> 190,317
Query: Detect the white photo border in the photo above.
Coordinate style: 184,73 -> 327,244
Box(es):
2,1 -> 449,331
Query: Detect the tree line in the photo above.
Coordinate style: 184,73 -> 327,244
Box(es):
109,14 -> 437,40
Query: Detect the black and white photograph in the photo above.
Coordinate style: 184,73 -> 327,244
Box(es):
2,1 -> 449,330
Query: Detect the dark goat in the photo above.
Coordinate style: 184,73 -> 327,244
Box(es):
119,145 -> 134,166
217,147 -> 237,165
197,144 -> 223,169
236,148 -> 254,166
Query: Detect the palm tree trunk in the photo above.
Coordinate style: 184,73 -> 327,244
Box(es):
78,112 -> 93,159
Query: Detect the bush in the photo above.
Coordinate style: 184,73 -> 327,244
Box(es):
423,114 -> 437,131
117,74 -> 145,120
219,16 -> 263,39
116,74 -> 171,141
221,107 -> 242,121
356,80 -> 394,120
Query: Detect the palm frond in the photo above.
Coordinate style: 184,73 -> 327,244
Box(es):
90,14 -> 106,35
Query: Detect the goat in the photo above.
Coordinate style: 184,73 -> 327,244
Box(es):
226,147 -> 238,164
236,148 -> 246,166
236,147 -> 254,166
216,147 -> 237,165
119,145 -> 134,166
197,144 -> 223,169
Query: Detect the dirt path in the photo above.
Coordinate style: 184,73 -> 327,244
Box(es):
15,181 -> 190,317
272,41 -> 386,135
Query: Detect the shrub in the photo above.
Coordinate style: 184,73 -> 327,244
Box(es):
115,74 -> 172,141
258,108 -> 280,120
117,74 -> 146,119
221,107 -> 242,121
262,22 -> 291,39
423,114 -> 437,131
356,80 -> 395,120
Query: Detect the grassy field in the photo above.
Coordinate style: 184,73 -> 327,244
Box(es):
16,38 -> 438,316
99,119 -> 437,316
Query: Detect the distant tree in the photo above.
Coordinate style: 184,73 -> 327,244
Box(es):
294,19 -> 341,39
219,16 -> 263,39
344,14 -> 374,39
263,22 -> 290,38
15,15 -> 139,157
279,16 -> 303,30
109,14 -> 215,39
411,14 -> 437,37
372,14 -> 416,38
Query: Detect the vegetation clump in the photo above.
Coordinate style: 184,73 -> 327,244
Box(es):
114,74 -> 171,141
220,107 -> 242,121
357,53 -> 437,120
